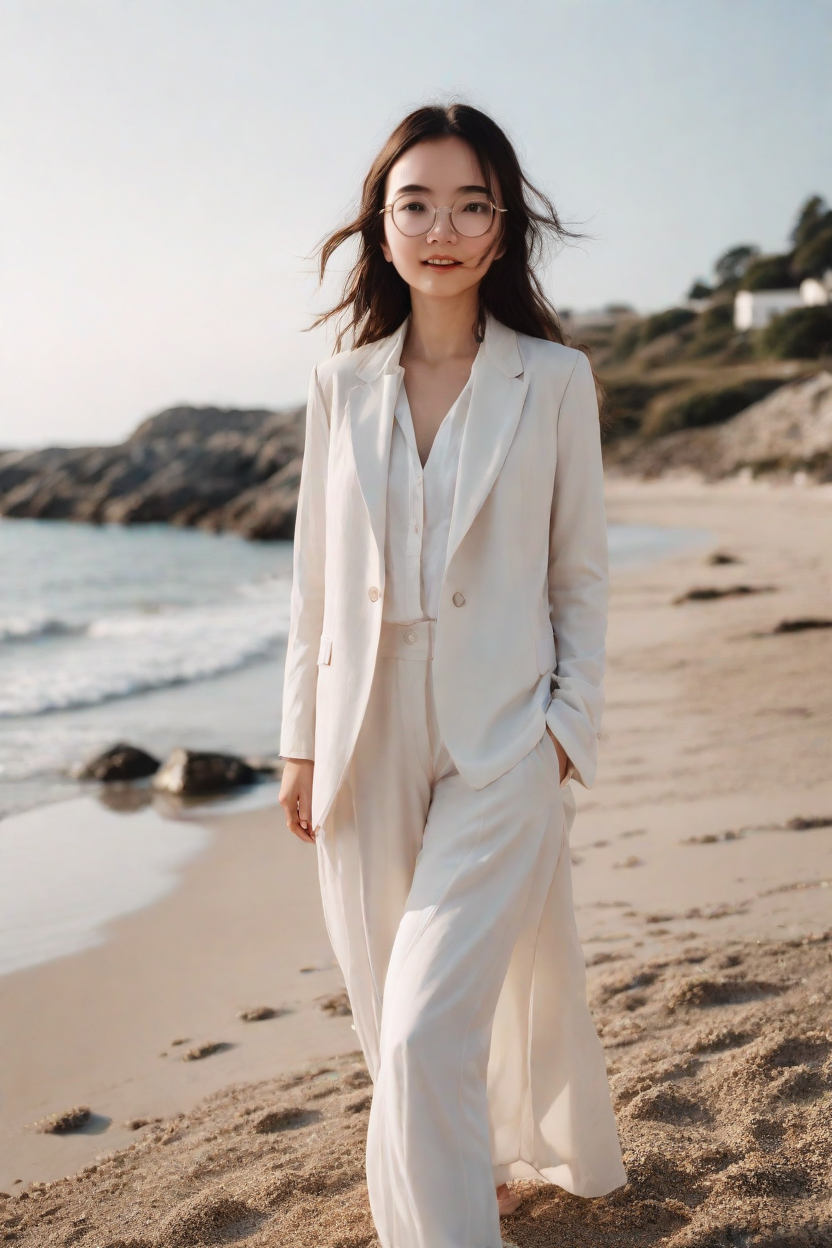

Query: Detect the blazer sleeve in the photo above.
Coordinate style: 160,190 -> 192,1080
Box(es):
279,364 -> 330,761
544,350 -> 609,789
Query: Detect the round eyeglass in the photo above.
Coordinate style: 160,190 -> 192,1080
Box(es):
380,192 -> 507,239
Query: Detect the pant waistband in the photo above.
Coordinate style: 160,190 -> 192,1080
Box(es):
378,618 -> 436,660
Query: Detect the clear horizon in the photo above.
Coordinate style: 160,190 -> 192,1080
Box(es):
1,0 -> 830,448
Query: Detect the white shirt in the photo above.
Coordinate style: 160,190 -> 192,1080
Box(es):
382,358 -> 479,624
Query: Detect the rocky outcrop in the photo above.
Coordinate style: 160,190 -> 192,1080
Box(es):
5,373 -> 830,534
0,403 -> 305,540
605,370 -> 832,480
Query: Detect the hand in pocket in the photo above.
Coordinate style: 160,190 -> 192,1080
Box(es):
545,724 -> 569,785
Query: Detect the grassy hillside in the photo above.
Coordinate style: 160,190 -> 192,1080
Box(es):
573,194 -> 832,446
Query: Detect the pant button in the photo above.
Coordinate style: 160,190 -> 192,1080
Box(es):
452,591 -> 466,607
368,586 -> 379,602
404,629 -> 418,645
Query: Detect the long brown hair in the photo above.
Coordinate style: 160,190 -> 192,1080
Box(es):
310,103 -> 586,353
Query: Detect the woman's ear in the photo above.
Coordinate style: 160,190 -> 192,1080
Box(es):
380,238 -> 392,263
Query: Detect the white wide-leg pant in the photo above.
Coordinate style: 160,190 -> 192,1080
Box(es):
316,619 -> 626,1248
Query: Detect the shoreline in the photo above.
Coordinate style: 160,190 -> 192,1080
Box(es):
0,518 -> 706,824
2,475 -> 831,1244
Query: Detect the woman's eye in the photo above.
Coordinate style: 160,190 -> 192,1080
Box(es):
460,200 -> 489,214
402,201 -> 427,213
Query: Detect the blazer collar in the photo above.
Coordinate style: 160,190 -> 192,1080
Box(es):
347,313 -> 528,572
355,311 -> 523,382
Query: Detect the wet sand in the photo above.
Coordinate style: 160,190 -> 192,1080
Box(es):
2,476 -> 831,1246
0,797 -> 357,1192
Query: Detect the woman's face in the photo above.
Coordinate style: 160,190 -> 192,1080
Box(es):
380,136 -> 505,301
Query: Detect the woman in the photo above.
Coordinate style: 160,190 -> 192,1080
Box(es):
279,103 -> 626,1248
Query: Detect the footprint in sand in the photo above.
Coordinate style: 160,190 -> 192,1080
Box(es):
182,1041 -> 233,1061
238,1006 -> 285,1022
318,990 -> 352,1016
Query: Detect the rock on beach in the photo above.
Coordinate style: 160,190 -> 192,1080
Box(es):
152,749 -> 259,795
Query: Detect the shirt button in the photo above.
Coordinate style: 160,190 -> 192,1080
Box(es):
404,629 -> 418,645
416,475 -> 423,485
368,586 -> 379,602
452,591 -> 466,607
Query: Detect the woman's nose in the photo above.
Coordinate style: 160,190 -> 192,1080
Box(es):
425,206 -> 458,244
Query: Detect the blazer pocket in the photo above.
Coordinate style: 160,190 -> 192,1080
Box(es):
317,636 -> 333,666
536,633 -> 556,676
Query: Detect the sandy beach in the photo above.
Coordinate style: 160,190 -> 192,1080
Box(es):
2,476 -> 831,1247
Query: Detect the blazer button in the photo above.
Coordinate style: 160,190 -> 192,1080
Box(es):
452,591 -> 466,607
368,586 -> 379,602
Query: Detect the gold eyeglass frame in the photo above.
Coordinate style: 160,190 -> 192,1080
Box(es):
379,193 -> 507,239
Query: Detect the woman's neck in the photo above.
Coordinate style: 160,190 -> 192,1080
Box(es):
404,288 -> 481,365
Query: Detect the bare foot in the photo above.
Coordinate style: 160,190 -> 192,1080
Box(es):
496,1182 -> 522,1216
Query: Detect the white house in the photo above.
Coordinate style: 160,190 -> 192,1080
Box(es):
734,289 -> 805,331
734,270 -> 832,331
801,275 -> 832,306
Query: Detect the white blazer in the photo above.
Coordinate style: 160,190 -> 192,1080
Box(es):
280,313 -> 608,832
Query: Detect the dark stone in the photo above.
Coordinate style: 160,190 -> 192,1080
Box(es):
706,550 -> 741,565
152,748 -> 258,795
772,617 -> 832,633
673,584 -> 775,604
76,743 -> 161,782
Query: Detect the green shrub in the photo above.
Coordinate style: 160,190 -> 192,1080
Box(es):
762,306 -> 832,359
698,301 -> 734,332
683,301 -> 736,358
600,380 -> 678,440
740,254 -> 798,291
607,320 -> 643,363
643,378 -> 786,438
639,307 -> 697,344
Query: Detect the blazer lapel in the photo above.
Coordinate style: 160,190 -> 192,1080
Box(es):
346,320 -> 408,563
345,314 -> 528,573
444,316 -> 529,572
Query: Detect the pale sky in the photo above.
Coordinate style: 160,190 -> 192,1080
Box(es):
1,0 -> 830,447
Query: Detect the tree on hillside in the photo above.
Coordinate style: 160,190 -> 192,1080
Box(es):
714,244 -> 759,289
792,228 -> 832,280
790,195 -> 832,249
786,196 -> 832,280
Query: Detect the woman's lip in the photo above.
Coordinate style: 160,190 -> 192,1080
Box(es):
423,257 -> 462,266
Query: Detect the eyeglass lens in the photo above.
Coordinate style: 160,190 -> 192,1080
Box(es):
390,194 -> 495,238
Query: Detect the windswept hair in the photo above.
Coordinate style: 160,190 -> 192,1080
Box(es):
310,103 -> 586,353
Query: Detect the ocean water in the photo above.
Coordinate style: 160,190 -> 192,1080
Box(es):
0,515 -> 711,977
0,517 -> 709,819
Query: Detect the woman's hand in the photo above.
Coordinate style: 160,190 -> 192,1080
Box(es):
545,724 -> 569,785
279,759 -> 316,843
